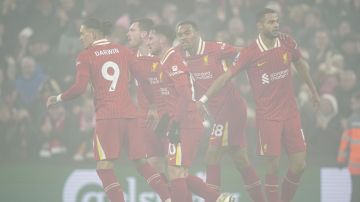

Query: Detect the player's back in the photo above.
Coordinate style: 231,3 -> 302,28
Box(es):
131,53 -> 161,117
80,39 -> 137,119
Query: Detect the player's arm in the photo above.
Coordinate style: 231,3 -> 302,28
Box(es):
198,70 -> 232,104
293,58 -> 320,109
199,49 -> 247,105
47,57 -> 90,107
128,51 -> 158,128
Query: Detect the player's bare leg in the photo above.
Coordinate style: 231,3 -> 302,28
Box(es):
147,156 -> 166,174
96,160 -> 125,202
228,146 -> 266,202
264,156 -> 281,202
281,151 -> 306,202
133,158 -> 171,201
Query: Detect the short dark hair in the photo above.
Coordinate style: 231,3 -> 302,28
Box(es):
83,18 -> 113,36
151,24 -> 175,43
256,8 -> 277,23
176,20 -> 199,31
132,18 -> 154,32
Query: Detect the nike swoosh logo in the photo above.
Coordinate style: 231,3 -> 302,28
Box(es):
257,62 -> 266,67
169,157 -> 175,161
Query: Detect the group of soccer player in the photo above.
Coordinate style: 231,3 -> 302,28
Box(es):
47,8 -> 321,202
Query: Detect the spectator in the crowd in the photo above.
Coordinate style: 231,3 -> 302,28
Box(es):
317,53 -> 344,94
304,93 -> 342,164
308,30 -> 335,71
161,2 -> 179,27
15,56 -> 46,110
335,69 -> 359,126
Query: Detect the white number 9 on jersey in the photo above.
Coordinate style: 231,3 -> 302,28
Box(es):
101,61 -> 120,92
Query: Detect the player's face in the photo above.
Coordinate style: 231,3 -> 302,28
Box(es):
259,13 -> 280,39
147,30 -> 161,55
127,22 -> 143,48
79,25 -> 95,48
176,24 -> 199,51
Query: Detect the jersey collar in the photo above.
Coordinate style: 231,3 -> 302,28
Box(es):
256,34 -> 280,52
185,37 -> 205,57
92,39 -> 111,46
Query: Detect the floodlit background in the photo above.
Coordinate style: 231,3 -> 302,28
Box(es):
0,0 -> 359,201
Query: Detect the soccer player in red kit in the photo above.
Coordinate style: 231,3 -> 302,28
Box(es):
147,24 -> 234,202
47,18 -> 169,202
198,9 -> 320,202
127,18 -> 172,201
176,21 -> 265,202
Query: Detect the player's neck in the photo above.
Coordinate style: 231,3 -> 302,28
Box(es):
259,33 -> 276,49
138,44 -> 150,56
188,38 -> 201,56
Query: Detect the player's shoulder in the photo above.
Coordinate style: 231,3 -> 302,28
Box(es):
160,47 -> 179,64
280,34 -> 298,49
205,41 -> 230,52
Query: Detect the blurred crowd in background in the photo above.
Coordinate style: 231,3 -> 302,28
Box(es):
0,0 -> 359,165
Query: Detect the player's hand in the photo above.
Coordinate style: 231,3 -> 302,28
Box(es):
154,113 -> 170,137
168,121 -> 180,144
196,101 -> 209,118
146,105 -> 159,129
46,96 -> 59,108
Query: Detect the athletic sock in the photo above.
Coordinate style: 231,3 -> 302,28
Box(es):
186,174 -> 221,201
96,169 -> 124,202
170,178 -> 191,202
281,170 -> 302,202
240,165 -> 266,202
137,162 -> 171,201
265,174 -> 281,202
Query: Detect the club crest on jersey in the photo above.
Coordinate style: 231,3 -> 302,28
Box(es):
76,61 -> 81,66
151,62 -> 159,72
282,52 -> 289,64
203,55 -> 209,66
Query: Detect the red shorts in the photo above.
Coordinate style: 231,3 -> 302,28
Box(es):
255,114 -> 306,156
167,127 -> 204,167
93,118 -> 148,161
208,91 -> 247,148
138,117 -> 165,157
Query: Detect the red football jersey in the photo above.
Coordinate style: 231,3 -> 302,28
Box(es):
131,50 -> 161,117
177,39 -> 239,114
61,39 -> 138,119
230,35 -> 301,120
157,48 -> 198,126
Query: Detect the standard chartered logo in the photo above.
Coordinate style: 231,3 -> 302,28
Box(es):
63,170 -> 241,202
63,169 -> 162,202
261,69 -> 289,85
261,73 -> 270,84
